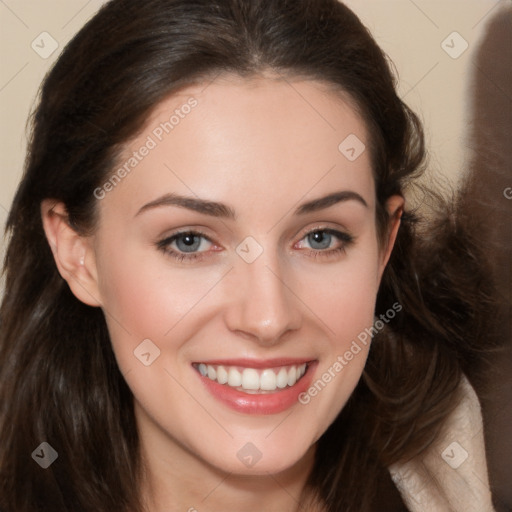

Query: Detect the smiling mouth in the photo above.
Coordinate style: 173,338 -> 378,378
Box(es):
192,362 -> 309,394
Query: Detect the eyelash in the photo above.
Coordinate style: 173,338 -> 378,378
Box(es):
156,227 -> 354,263
294,227 -> 354,261
156,229 -> 215,263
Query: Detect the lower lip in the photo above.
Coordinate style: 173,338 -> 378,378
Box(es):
196,363 -> 317,415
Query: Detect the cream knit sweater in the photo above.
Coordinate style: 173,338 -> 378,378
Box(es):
389,376 -> 495,511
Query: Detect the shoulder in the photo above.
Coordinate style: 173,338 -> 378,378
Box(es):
388,375 -> 496,512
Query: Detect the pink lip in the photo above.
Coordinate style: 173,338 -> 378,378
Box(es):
193,359 -> 318,415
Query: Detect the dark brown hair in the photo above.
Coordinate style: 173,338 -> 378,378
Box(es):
0,1 -> 496,511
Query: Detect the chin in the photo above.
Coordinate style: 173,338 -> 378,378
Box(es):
196,432 -> 316,478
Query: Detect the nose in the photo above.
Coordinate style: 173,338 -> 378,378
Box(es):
223,255 -> 302,346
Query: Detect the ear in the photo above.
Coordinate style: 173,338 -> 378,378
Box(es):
377,194 -> 404,279
41,200 -> 102,307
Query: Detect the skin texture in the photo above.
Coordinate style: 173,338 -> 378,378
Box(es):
42,76 -> 403,511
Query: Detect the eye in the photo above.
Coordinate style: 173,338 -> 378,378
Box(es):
295,227 -> 354,259
305,231 -> 334,250
171,232 -> 209,253
156,230 -> 217,262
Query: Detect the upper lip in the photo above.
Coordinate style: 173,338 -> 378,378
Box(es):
192,358 -> 315,369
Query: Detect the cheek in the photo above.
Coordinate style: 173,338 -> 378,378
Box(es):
94,238 -> 227,371
294,238 -> 381,429
93,245 -> 230,449
302,236 -> 381,343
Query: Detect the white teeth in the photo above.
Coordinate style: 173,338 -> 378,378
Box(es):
287,366 -> 297,386
276,368 -> 288,389
241,368 -> 260,390
260,369 -> 277,390
196,362 -> 309,392
217,365 -> 228,384
207,365 -> 216,380
227,368 -> 242,387
198,363 -> 207,377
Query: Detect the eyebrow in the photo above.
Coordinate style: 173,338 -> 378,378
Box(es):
295,190 -> 368,214
135,190 -> 367,219
135,193 -> 236,219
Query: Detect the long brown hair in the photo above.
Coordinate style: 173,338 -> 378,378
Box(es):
0,1 -> 497,511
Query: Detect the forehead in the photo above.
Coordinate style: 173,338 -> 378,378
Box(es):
101,75 -> 375,217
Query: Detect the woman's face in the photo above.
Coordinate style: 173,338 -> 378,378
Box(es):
85,76 -> 401,476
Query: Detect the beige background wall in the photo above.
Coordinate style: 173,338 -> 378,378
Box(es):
0,0 -> 507,245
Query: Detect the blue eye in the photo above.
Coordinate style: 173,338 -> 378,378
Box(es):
157,230 -> 213,262
297,228 -> 354,260
157,227 -> 354,264
173,233 -> 204,253
306,231 -> 334,250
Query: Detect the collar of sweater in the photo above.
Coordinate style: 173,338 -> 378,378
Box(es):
389,375 -> 495,512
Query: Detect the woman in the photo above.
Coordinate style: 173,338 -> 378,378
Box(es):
0,0 -> 499,510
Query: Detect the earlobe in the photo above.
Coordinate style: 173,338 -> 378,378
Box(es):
41,200 -> 102,307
